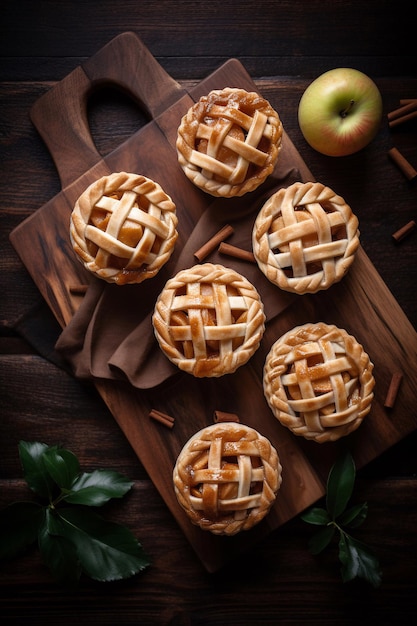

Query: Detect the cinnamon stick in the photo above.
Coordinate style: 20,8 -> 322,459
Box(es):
388,147 -> 417,181
384,372 -> 403,409
400,99 -> 417,105
392,220 -> 416,243
387,99 -> 417,121
194,224 -> 234,262
389,110 -> 417,129
149,409 -> 175,428
69,284 -> 88,294
214,410 -> 240,423
218,242 -> 256,263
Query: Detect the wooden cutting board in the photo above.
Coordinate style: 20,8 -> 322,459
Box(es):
10,32 -> 417,572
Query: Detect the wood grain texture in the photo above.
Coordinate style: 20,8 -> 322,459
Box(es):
1,3 -> 416,623
1,1 -> 414,79
0,474 -> 416,625
9,33 -> 417,572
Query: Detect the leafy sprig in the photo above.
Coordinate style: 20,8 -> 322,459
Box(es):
301,449 -> 382,588
0,441 -> 150,585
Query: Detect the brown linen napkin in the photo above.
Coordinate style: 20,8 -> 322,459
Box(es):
55,138 -> 314,389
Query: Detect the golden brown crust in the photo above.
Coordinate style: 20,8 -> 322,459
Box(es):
176,88 -> 283,197
70,172 -> 178,285
173,422 -> 282,535
263,322 -> 375,443
152,263 -> 265,377
252,181 -> 360,294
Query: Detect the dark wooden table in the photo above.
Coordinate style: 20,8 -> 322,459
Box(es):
1,2 -> 416,624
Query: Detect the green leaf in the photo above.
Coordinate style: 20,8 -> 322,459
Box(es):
0,501 -> 44,560
326,450 -> 356,519
64,470 -> 133,506
42,447 -> 80,490
300,506 -> 330,526
54,507 -> 150,581
338,502 -> 368,529
308,525 -> 336,555
3,441 -> 150,585
18,441 -> 55,500
38,509 -> 81,585
338,532 -> 382,588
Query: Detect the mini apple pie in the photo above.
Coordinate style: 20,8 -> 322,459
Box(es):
152,263 -> 265,377
173,422 -> 282,535
252,181 -> 360,294
70,172 -> 178,285
176,88 -> 283,197
263,322 -> 375,443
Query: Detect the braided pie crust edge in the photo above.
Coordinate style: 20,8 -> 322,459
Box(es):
70,172 -> 178,285
152,263 -> 266,378
252,181 -> 360,294
263,322 -> 375,443
173,422 -> 282,535
176,88 -> 283,197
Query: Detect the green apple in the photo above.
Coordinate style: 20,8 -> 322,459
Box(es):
298,68 -> 383,157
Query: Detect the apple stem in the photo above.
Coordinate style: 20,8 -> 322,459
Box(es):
340,100 -> 355,117
340,99 -> 355,118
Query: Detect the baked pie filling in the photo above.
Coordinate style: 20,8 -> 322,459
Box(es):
173,422 -> 282,535
263,322 -> 375,442
177,88 -> 283,197
70,172 -> 178,285
153,263 -> 265,377
253,181 -> 360,294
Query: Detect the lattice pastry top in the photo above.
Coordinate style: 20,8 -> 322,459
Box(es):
176,88 -> 283,197
173,422 -> 282,535
252,181 -> 360,294
263,322 -> 375,443
152,263 -> 266,377
70,172 -> 178,285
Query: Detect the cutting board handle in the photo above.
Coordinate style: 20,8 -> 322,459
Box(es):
30,32 -> 185,189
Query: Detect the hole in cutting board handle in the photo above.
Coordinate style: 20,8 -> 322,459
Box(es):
86,85 -> 150,157
29,32 -> 186,191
